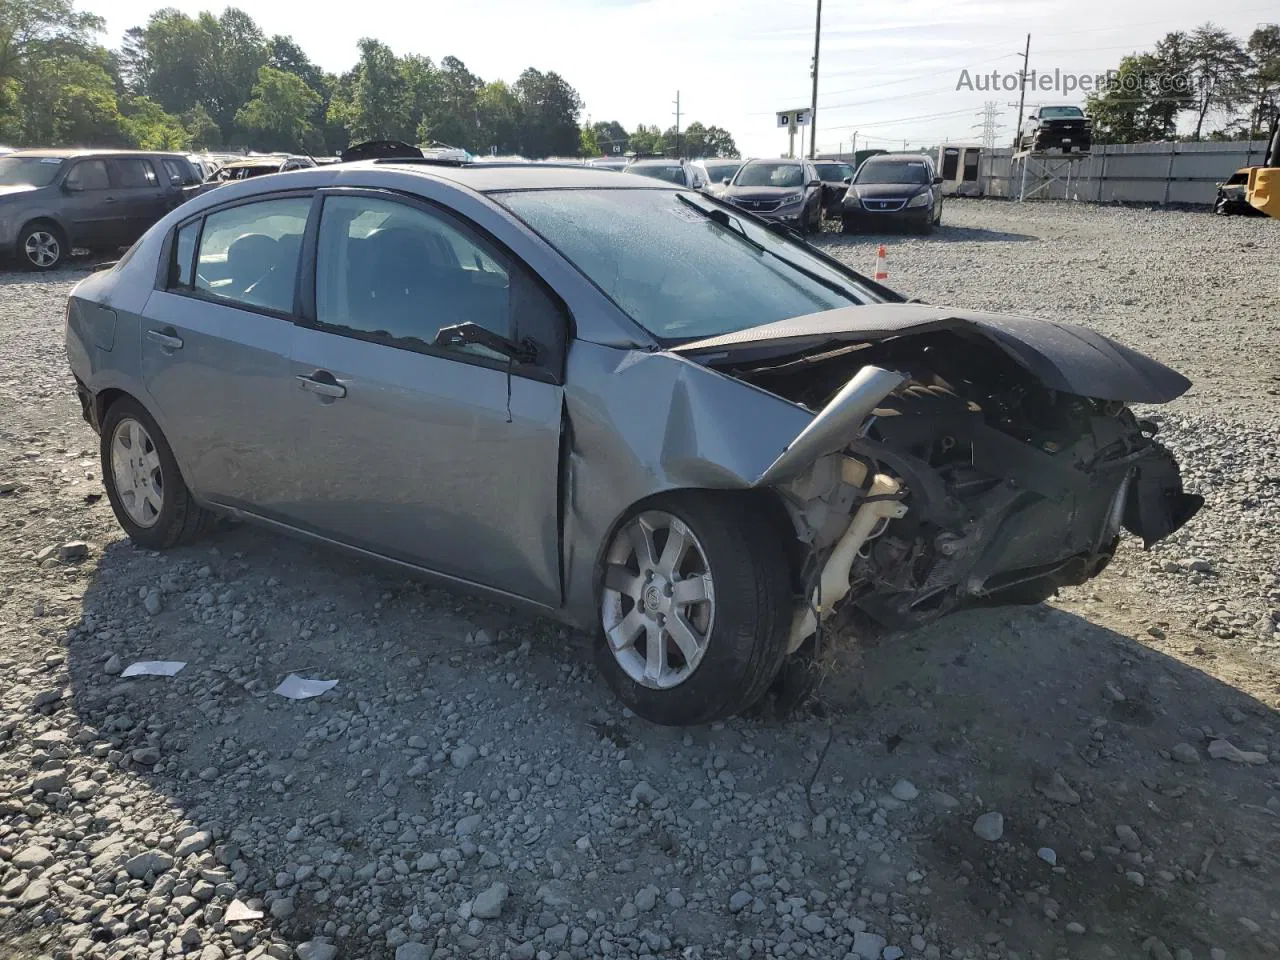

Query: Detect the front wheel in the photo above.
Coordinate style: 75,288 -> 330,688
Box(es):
19,223 -> 66,271
100,397 -> 213,550
596,492 -> 793,726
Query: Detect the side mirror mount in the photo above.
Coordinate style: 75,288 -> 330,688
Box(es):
62,181 -> 83,193
808,178 -> 821,186
722,177 -> 731,186
842,176 -> 852,184
932,176 -> 944,185
434,322 -> 538,364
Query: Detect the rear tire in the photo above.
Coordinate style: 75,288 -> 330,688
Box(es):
595,491 -> 793,726
100,397 -> 213,550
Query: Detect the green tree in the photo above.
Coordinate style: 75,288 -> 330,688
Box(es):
591,119 -> 627,155
513,67 -> 581,157
235,64 -> 320,151
1244,25 -> 1280,136
329,37 -> 412,142
476,80 -> 520,153
1085,34 -> 1196,144
627,122 -> 664,155
702,125 -> 739,157
199,8 -> 268,140
182,102 -> 220,147
579,124 -> 598,156
123,94 -> 189,149
1187,22 -> 1251,139
428,55 -> 480,148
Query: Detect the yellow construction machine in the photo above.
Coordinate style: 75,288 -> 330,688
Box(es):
1214,114 -> 1279,218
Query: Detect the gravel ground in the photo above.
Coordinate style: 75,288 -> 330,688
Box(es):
1,201 -> 1278,960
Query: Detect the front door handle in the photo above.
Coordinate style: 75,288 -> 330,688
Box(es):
146,328 -> 183,351
296,374 -> 346,399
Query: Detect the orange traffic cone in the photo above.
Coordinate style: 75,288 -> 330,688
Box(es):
873,244 -> 888,281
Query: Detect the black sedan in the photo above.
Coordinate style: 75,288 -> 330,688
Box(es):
841,154 -> 943,234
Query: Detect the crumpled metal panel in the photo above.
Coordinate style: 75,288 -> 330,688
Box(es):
559,341 -> 814,625
674,303 -> 1192,404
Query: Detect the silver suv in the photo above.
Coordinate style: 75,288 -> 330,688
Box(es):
0,149 -> 200,270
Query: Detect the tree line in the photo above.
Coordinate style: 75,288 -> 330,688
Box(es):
0,0 -> 741,158
1085,22 -> 1279,143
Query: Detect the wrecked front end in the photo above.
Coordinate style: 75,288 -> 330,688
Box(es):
676,305 -> 1202,647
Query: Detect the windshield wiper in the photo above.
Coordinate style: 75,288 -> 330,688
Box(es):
675,193 -> 859,301
677,193 -> 764,251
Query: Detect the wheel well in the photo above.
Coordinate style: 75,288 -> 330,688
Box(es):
18,217 -> 66,244
591,487 -> 806,601
94,388 -> 129,430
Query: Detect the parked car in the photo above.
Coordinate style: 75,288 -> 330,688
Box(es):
813,159 -> 855,217
624,158 -> 701,187
721,158 -> 824,233
689,158 -> 742,194
214,155 -> 317,181
1016,105 -> 1093,154
66,162 -> 1200,725
0,149 -> 202,270
841,153 -> 943,233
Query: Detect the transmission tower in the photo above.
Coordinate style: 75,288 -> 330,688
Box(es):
974,101 -> 1002,151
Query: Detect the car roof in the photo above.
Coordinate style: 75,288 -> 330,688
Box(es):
627,158 -> 684,166
5,148 -> 175,160
861,153 -> 932,163
741,157 -> 805,165
368,161 -> 680,193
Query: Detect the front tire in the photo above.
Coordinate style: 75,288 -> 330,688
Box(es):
19,222 -> 67,271
100,397 -> 212,550
596,491 -> 793,726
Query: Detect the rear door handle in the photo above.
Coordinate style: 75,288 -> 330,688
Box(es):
146,329 -> 183,351
296,374 -> 346,399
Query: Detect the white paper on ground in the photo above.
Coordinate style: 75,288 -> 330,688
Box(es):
225,899 -> 263,922
274,674 -> 339,700
121,660 -> 187,678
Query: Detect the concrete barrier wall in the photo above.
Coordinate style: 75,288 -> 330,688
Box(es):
977,140 -> 1272,206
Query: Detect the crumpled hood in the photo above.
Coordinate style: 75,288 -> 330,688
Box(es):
672,303 -> 1192,404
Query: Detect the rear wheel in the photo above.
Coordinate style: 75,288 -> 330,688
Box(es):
596,492 -> 792,726
100,397 -> 213,550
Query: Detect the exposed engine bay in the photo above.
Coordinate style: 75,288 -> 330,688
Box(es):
696,327 -> 1204,647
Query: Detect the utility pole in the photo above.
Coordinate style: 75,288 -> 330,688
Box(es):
1014,34 -> 1031,148
672,91 -> 681,159
808,0 -> 822,158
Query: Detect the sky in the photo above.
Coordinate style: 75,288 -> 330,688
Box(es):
80,0 -> 1276,157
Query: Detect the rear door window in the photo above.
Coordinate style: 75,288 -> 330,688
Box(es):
193,197 -> 312,314
110,158 -> 159,188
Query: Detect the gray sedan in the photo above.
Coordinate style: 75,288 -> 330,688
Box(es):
66,162 -> 1201,725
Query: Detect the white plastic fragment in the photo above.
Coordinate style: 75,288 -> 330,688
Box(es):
225,899 -> 263,922
120,660 -> 187,678
274,674 -> 339,700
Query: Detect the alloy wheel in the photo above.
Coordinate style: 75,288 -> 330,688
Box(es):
601,510 -> 716,690
110,418 -> 164,528
24,231 -> 61,268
